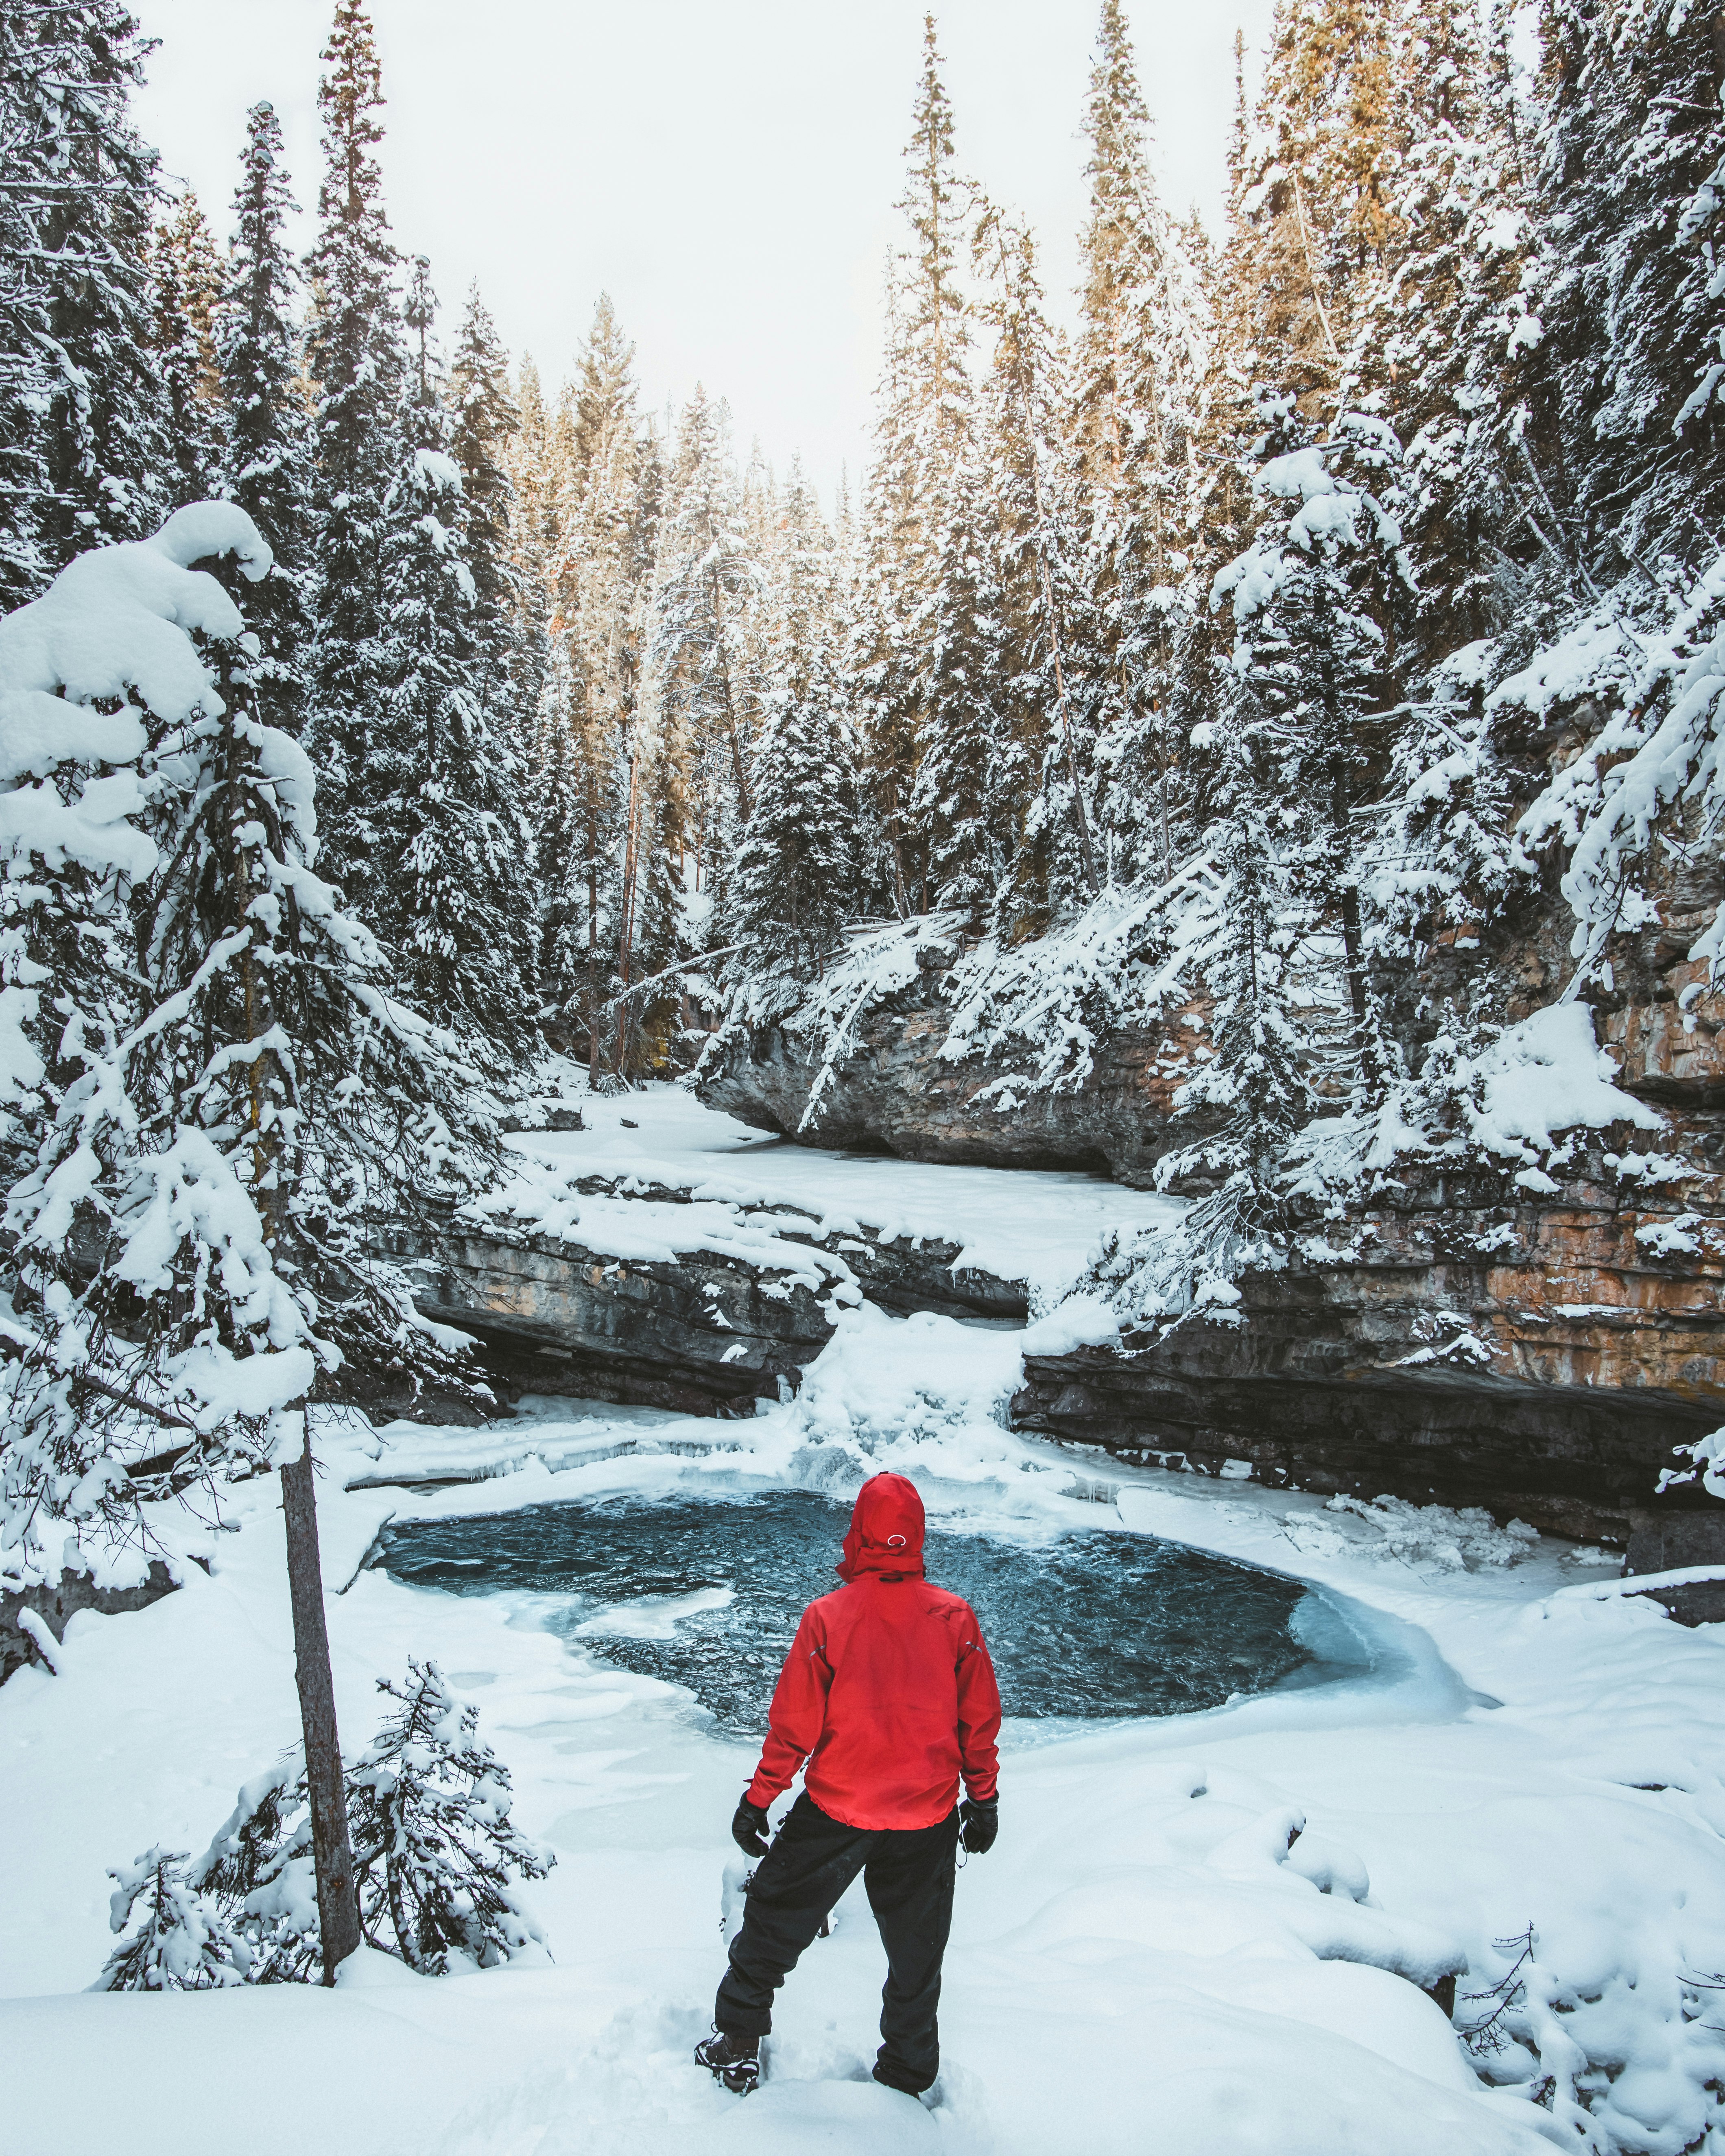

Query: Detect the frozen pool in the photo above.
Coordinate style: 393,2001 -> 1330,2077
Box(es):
373,1490 -> 1368,1730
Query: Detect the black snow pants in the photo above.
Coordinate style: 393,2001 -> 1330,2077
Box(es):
715,1792 -> 961,2095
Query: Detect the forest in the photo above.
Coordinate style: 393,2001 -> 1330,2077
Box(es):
5,3 -> 1725,2149
5,0 -> 1725,1599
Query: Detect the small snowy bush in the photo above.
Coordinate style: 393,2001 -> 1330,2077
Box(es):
97,1664 -> 553,1986
93,1847 -> 251,1992
348,1660 -> 553,1974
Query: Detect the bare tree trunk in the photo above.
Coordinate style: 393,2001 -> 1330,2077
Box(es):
280,1447 -> 361,1984
203,606 -> 360,1990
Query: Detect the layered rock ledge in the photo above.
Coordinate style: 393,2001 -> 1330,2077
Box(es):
385,1175 -> 1025,1418
1013,1156 -> 1725,1545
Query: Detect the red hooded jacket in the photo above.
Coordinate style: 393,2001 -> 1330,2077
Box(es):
745,1474 -> 1002,1831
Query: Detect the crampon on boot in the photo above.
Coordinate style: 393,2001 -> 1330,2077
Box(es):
695,2028 -> 760,2096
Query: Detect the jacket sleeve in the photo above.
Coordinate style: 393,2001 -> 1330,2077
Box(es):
746,1605 -> 833,1808
954,1606 -> 1002,1803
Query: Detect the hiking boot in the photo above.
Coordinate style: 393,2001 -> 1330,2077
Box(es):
696,2027 -> 761,2096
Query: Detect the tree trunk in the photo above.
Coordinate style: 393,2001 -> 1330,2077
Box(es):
280,1447 -> 362,1984
199,593 -> 362,1988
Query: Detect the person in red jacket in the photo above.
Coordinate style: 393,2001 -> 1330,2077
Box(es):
695,1472 -> 1002,2099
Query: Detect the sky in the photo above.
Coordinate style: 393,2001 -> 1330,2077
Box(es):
132,1 -> 1277,504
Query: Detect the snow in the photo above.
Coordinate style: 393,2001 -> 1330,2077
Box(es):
500,1085 -> 1183,1305
5,1248 -> 1722,2155
0,504 -> 270,729
1472,1003 -> 1662,1152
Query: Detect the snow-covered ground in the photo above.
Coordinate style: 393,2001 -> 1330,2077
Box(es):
6,1285 -> 1725,2152
496,1083 -> 1183,1305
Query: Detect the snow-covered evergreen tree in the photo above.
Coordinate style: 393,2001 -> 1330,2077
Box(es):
1212,401 -> 1415,1090
1528,0 -> 1725,580
0,1 -> 170,602
537,299 -> 653,1077
1232,0 -> 1403,418
506,353 -> 556,742
376,257 -> 535,1056
974,203 -> 1099,927
0,498 -> 505,1980
347,1661 -> 552,1974
304,0 -> 405,917
911,442 -> 1008,923
731,468 -> 859,982
851,272 -> 926,919
0,502 -> 496,1574
857,18 -> 981,920
106,1669 -> 554,1984
649,386 -> 755,881
94,1848 -> 250,1992
447,284 -> 523,721
1072,0 -> 1210,888
217,101 -> 315,740
151,190 -> 227,507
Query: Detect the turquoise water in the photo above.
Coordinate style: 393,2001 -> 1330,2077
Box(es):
375,1488 -> 1328,1732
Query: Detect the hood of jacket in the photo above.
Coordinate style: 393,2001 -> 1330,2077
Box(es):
835,1473 -> 926,1582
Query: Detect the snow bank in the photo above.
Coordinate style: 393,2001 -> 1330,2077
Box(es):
462,1169 -> 862,1305
502,1085 -> 1182,1303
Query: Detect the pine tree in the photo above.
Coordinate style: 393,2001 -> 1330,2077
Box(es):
304,0 -> 405,916
1212,399 -> 1415,1087
376,258 -> 535,1054
1157,744 -> 1315,1253
448,283 -> 522,711
648,386 -> 754,872
974,203 -> 1099,926
911,441 -> 1008,923
151,190 -> 227,506
852,270 -> 926,918
347,1662 -> 552,1974
0,2 -> 170,601
859,16 -> 984,920
0,500 -> 499,1981
1073,0 -> 1211,891
731,467 -> 859,982
1344,0 -> 1505,657
504,354 -> 557,803
1520,0 -> 1725,580
95,1849 -> 250,1991
541,300 -> 651,1077
103,1672 -> 554,1985
1233,0 -> 1404,419
218,101 -> 315,739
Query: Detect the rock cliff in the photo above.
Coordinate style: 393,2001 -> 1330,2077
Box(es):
386,1177 -> 1026,1417
699,945 -> 1205,1187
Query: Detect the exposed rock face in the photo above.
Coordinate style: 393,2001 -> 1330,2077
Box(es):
1011,1144 -> 1725,1544
409,1228 -> 836,1416
1,1561 -> 179,1686
390,1182 -> 1025,1418
699,952 -> 1208,1188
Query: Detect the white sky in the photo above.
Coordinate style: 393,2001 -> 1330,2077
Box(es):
132,0 -> 1276,504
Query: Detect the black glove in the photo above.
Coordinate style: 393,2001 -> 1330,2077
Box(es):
731,1792 -> 771,1857
959,1798 -> 998,1855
